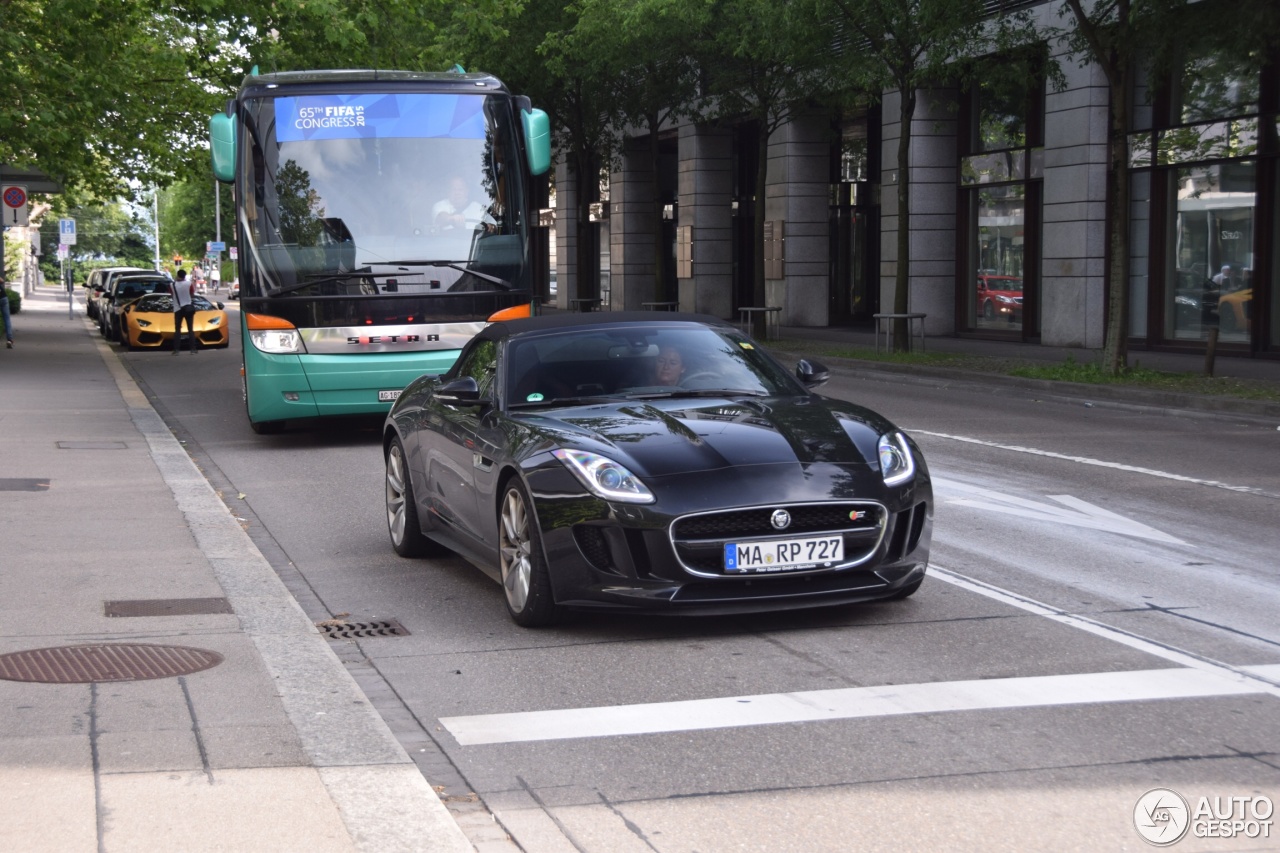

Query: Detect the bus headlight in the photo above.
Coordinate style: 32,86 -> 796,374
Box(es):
245,313 -> 306,354
249,329 -> 305,354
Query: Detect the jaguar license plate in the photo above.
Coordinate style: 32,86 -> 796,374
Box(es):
724,535 -> 843,573
378,389 -> 403,402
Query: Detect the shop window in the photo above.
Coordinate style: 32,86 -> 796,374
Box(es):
959,67 -> 1043,336
1166,162 -> 1256,342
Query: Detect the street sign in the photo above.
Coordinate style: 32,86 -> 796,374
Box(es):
2,185 -> 29,226
60,218 -> 77,245
57,244 -> 69,260
208,240 -> 226,252
229,246 -> 238,260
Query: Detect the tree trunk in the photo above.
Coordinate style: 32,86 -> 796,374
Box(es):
1102,66 -> 1131,375
893,86 -> 916,351
648,113 -> 668,303
573,148 -> 597,304
752,124 -> 770,338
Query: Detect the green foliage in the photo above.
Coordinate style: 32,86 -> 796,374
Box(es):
158,181 -> 237,268
1,0 -> 265,196
4,287 -> 20,315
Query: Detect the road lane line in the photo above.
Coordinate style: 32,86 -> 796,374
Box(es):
440,666 -> 1262,746
929,565 -> 1280,697
912,430 -> 1280,499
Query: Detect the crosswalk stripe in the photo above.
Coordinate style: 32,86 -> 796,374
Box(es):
441,665 -> 1276,746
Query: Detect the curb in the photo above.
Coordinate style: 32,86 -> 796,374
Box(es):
84,309 -> 473,852
769,346 -> 1280,423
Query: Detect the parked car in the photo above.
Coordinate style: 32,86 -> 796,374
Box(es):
383,312 -> 932,626
229,281 -> 240,300
83,266 -> 150,321
976,274 -> 1023,322
119,293 -> 230,351
100,274 -> 173,342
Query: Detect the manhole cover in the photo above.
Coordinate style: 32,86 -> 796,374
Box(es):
317,619 -> 410,639
0,643 -> 224,684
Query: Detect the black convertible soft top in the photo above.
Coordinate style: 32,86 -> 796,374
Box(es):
479,311 -> 736,342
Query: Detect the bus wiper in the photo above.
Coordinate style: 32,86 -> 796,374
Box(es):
382,260 -> 514,291
267,270 -> 375,296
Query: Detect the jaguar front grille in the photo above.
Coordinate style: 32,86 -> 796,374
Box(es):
670,502 -> 887,577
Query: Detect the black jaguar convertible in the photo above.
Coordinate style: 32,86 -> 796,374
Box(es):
383,312 -> 932,626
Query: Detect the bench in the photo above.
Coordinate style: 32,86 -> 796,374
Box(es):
737,306 -> 782,340
872,312 -> 927,353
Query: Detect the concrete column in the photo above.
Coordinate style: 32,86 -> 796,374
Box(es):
553,156 -> 577,311
607,144 -> 657,311
1040,48 -> 1110,349
678,123 -> 734,318
764,115 -> 831,327
879,87 -> 958,335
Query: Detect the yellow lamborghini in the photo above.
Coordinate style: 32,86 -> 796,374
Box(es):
119,293 -> 231,351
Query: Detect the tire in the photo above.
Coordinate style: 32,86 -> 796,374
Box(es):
120,326 -> 134,350
386,438 -> 431,558
249,418 -> 284,435
498,479 -> 561,627
982,301 -> 995,320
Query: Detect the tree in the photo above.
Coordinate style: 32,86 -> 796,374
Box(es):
822,0 -> 990,350
35,199 -> 154,281
159,180 -> 238,271
1,0 -> 268,197
569,0 -> 703,304
695,0 -> 838,335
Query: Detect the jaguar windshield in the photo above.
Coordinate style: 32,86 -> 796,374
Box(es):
242,91 -> 529,296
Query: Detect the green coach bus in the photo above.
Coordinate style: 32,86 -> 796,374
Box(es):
210,68 -> 550,433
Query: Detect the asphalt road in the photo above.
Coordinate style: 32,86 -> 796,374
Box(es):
119,309 -> 1280,852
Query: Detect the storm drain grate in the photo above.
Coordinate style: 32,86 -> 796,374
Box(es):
317,619 -> 410,640
105,598 -> 234,617
0,643 -> 225,683
0,479 -> 50,492
56,441 -> 129,450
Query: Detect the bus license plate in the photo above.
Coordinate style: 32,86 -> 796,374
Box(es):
379,389 -> 402,402
724,536 -> 843,573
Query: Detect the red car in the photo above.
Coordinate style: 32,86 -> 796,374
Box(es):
976,274 -> 1023,322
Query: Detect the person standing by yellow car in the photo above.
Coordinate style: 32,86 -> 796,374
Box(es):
170,269 -> 198,354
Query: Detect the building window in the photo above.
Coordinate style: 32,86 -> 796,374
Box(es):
1166,161 -> 1256,342
959,71 -> 1043,336
1143,48 -> 1269,349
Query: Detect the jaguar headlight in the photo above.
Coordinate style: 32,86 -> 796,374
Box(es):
878,431 -> 916,486
553,449 -> 654,504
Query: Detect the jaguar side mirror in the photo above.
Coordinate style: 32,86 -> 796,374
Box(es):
795,359 -> 830,390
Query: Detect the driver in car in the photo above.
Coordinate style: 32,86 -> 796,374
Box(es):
653,346 -> 686,385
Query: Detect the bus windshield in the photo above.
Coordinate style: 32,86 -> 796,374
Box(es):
241,91 -> 528,298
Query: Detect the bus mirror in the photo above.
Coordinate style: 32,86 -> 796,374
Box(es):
210,113 -> 237,183
522,108 -> 551,176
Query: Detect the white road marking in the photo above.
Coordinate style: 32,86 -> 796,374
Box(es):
929,565 -> 1280,698
930,476 -> 1185,545
440,666 -> 1274,746
912,430 -> 1278,499
441,566 -> 1280,747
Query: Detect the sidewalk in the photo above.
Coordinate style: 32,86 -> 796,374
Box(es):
0,285 -> 471,852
